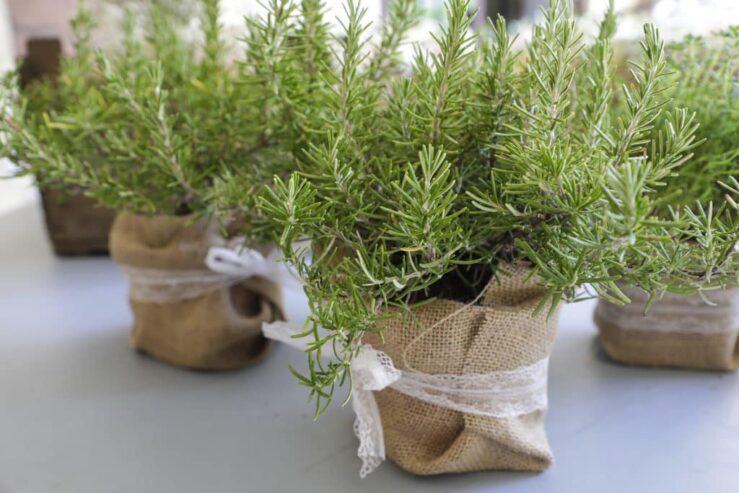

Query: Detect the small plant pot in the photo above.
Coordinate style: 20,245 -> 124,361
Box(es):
109,212 -> 284,371
40,188 -> 115,256
595,287 -> 739,371
363,265 -> 559,475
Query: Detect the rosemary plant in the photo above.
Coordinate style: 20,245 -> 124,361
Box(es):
645,28 -> 739,292
260,0 -> 719,413
0,4 -> 103,194
661,28 -> 738,207
2,0 -> 290,235
0,1 -> 205,193
76,0 -> 259,217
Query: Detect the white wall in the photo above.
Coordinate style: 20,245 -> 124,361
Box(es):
1,0 -> 37,217
583,0 -> 739,41
220,0 -> 383,36
0,0 -> 12,67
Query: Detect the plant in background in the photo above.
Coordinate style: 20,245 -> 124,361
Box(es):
0,0 -> 298,371
80,0 -> 257,218
654,27 -> 738,291
261,0 -> 711,412
0,0 -> 205,199
2,0 -> 278,226
594,27 -> 738,372
0,4 -> 103,193
0,4 -> 120,255
661,27 -> 738,209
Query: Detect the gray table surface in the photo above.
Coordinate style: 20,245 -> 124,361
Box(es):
1,198 -> 738,493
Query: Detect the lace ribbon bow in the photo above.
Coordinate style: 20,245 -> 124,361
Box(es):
121,240 -> 292,303
262,321 -> 550,478
205,242 -> 293,284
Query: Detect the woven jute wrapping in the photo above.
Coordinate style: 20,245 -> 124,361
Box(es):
595,287 -> 739,371
363,264 -> 559,475
40,189 -> 115,256
109,212 -> 284,370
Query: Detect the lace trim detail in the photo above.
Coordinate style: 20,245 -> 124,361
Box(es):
392,357 -> 549,418
352,388 -> 386,479
122,266 -> 240,303
120,242 -> 294,304
597,294 -> 739,335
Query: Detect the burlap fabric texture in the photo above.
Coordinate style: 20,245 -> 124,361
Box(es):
41,189 -> 115,256
596,286 -> 739,371
363,264 -> 559,475
109,212 -> 284,370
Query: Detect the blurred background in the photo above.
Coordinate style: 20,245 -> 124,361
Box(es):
1,0 -> 737,216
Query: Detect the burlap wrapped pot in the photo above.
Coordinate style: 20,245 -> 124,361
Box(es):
40,189 -> 115,256
363,264 -> 559,476
595,286 -> 739,371
109,212 -> 284,370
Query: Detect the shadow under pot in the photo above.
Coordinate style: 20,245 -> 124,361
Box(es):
109,212 -> 284,370
40,188 -> 115,256
362,264 -> 559,476
595,286 -> 739,371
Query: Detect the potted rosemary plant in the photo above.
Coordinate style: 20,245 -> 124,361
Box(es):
99,0 -> 294,370
3,0 -> 289,370
595,28 -> 739,371
1,7 -> 115,255
260,0 -> 709,477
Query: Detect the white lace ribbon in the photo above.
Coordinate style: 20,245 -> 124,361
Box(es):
121,240 -> 293,303
597,288 -> 739,335
262,320 -> 550,478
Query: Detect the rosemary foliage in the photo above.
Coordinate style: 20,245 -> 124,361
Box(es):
2,0 -> 296,236
646,28 -> 739,292
207,0 -> 418,238
260,0 -> 722,412
0,4 -> 104,195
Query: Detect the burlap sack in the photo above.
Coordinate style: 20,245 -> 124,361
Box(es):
363,264 -> 559,475
109,212 -> 284,370
40,189 -> 115,256
595,287 -> 739,371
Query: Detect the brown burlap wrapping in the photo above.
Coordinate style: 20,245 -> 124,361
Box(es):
595,287 -> 739,371
109,212 -> 285,370
363,264 -> 559,475
40,189 -> 115,256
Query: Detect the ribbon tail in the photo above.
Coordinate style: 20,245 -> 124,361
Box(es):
352,388 -> 386,478
261,322 -> 392,478
268,247 -> 307,289
262,321 -> 311,352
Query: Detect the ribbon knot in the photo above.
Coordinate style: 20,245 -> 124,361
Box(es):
351,345 -> 401,391
205,240 -> 300,288
120,240 -> 297,304
206,243 -> 285,281
206,246 -> 271,278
